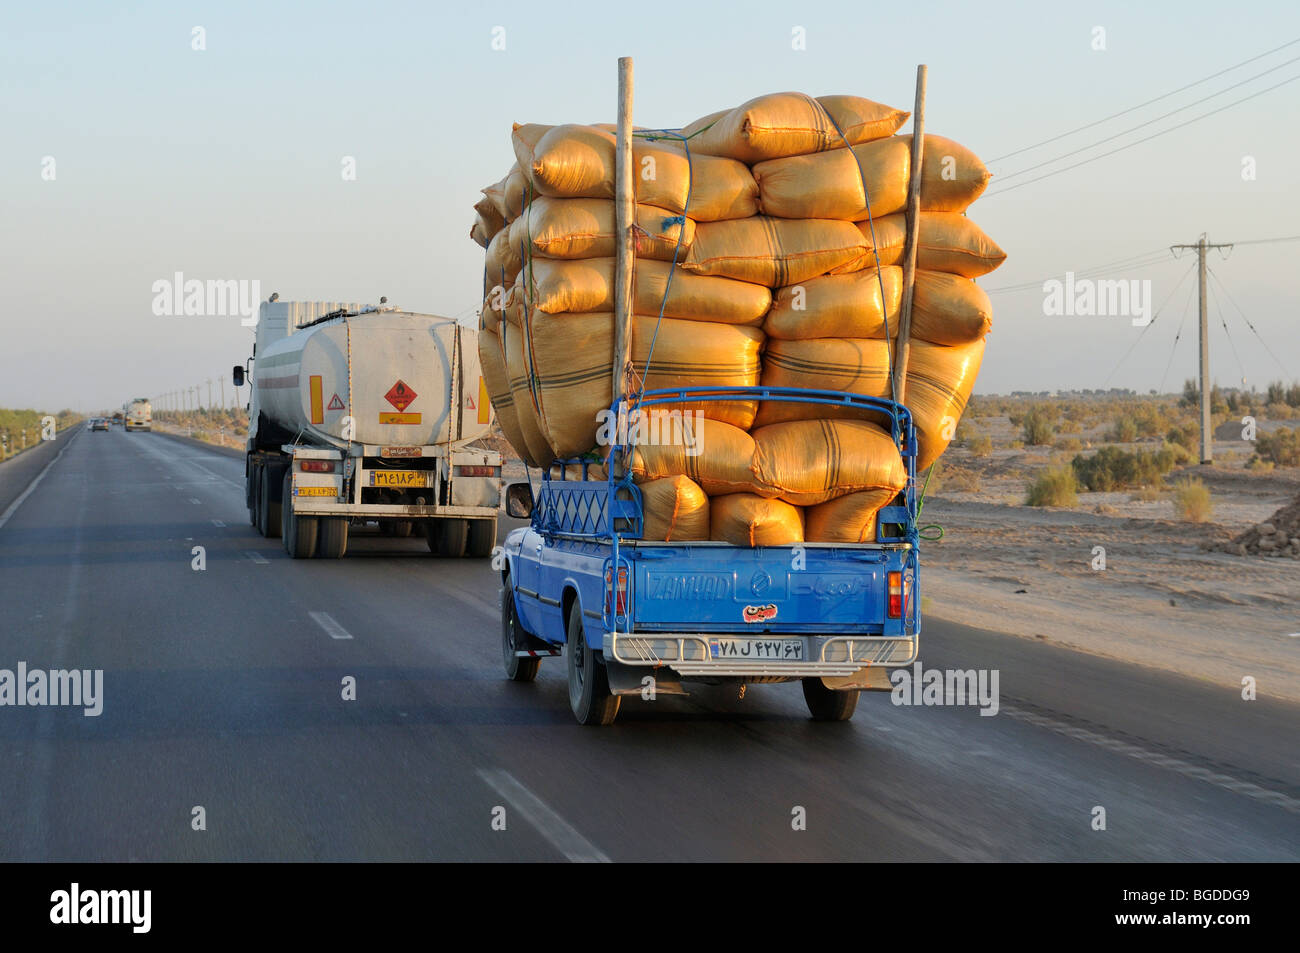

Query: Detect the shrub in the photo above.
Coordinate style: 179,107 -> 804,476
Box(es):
1054,437 -> 1084,452
1253,427 -> 1300,467
1008,439 -> 1025,449
1026,466 -> 1078,507
1171,478 -> 1212,522
1071,446 -> 1178,491
1022,405 -> 1055,446
1109,416 -> 1138,443
1166,425 -> 1197,453
968,434 -> 992,457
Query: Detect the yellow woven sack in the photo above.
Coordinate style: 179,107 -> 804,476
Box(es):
911,270 -> 993,345
804,489 -> 897,543
639,475 -> 711,541
631,316 -> 764,429
904,337 -> 986,471
709,493 -> 804,546
502,321 -> 557,466
764,266 -> 903,339
683,216 -> 868,287
520,197 -> 695,261
755,338 -> 892,426
751,419 -> 907,505
626,416 -> 762,496
857,212 -> 1006,277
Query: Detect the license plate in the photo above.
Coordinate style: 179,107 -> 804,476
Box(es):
380,446 -> 422,458
370,470 -> 432,488
708,638 -> 804,661
295,486 -> 336,497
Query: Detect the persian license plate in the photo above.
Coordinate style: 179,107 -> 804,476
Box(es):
708,638 -> 804,661
370,470 -> 432,488
294,486 -> 336,497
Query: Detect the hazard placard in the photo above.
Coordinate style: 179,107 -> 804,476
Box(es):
385,380 -> 417,412
327,393 -> 345,410
380,412 -> 421,425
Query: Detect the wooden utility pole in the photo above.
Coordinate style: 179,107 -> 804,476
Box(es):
1170,234 -> 1233,463
893,64 -> 927,405
611,56 -> 635,477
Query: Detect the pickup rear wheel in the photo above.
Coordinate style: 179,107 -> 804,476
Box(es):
501,580 -> 540,682
566,606 -> 620,726
802,678 -> 859,722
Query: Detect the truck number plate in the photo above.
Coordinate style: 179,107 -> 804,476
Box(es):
294,486 -> 336,497
708,638 -> 804,661
370,470 -> 432,488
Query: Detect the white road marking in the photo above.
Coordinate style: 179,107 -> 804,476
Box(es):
212,519 -> 226,527
189,498 -> 201,504
0,434 -> 76,531
476,769 -> 611,863
244,551 -> 269,565
1003,705 -> 1300,814
310,611 -> 354,640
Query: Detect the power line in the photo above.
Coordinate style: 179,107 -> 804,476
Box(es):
984,249 -> 1175,294
983,72 -> 1300,197
987,36 -> 1300,163
1207,267 -> 1292,377
1102,260 -> 1198,387
1207,277 -> 1248,385
991,53 -> 1300,182
1158,274 -> 1199,395
1230,234 -> 1300,247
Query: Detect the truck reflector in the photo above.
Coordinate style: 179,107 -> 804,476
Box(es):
477,376 -> 490,425
888,571 -> 903,618
605,566 -> 628,618
300,460 -> 335,473
454,465 -> 497,477
309,375 -> 324,424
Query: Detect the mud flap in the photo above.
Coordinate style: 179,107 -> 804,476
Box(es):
605,659 -> 689,697
820,665 -> 896,692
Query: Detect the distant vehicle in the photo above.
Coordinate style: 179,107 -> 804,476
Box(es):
234,298 -> 501,559
91,418 -> 109,432
111,411 -> 124,425
124,399 -> 151,432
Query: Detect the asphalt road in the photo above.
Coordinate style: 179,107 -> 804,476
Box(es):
0,428 -> 1295,861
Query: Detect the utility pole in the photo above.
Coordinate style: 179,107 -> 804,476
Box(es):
219,375 -> 225,412
206,378 -> 213,411
1170,234 -> 1233,464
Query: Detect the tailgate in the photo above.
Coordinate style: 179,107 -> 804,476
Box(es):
630,546 -> 893,633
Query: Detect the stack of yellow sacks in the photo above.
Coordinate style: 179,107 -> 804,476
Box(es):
471,92 -> 1004,546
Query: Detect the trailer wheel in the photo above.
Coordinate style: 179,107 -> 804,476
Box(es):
317,517 -> 349,558
248,464 -> 260,529
392,520 -> 413,538
259,463 -> 282,539
501,578 -> 540,682
801,678 -> 859,722
467,517 -> 498,558
566,605 -> 619,726
426,518 -> 468,557
282,469 -> 318,559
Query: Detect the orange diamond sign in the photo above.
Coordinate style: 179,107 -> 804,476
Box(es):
385,380 -> 417,412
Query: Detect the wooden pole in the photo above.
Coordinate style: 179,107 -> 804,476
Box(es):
894,64 -> 927,405
612,56 -> 635,476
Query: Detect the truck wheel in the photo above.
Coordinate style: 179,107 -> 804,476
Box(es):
392,520 -> 413,538
802,678 -> 859,722
259,463 -> 282,539
282,469 -> 318,559
467,517 -> 498,558
426,518 -> 468,557
566,605 -> 619,726
501,579 -> 540,682
317,518 -> 349,558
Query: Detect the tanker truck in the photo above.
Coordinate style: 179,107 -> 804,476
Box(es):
124,398 -> 152,432
233,298 -> 502,559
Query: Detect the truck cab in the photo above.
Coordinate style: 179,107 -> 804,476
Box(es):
499,387 -> 920,725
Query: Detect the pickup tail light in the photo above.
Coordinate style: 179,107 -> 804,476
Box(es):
605,566 -> 628,618
454,465 -> 498,477
887,571 -> 903,618
300,460 -> 335,473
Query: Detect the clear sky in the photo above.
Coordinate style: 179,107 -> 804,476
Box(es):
2,0 -> 1297,411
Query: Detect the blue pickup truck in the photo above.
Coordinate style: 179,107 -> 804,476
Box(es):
499,387 -> 920,725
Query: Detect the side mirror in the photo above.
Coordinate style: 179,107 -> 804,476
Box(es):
505,482 -> 534,519
231,365 -> 245,387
